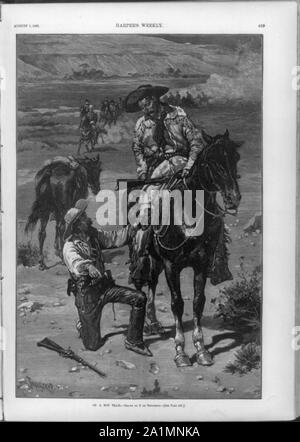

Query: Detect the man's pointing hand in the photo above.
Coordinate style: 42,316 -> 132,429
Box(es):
88,264 -> 102,279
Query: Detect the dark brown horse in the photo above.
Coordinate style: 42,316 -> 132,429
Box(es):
25,154 -> 101,270
131,129 -> 242,367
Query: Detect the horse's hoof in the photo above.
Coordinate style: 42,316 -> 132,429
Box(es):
39,263 -> 46,271
143,322 -> 155,336
144,321 -> 166,336
174,353 -> 192,368
151,321 -> 166,335
143,323 -> 152,336
196,349 -> 213,366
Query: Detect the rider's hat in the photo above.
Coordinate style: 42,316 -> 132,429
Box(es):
124,84 -> 169,113
63,199 -> 89,241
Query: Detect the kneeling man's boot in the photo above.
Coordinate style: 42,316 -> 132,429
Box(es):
125,306 -> 152,356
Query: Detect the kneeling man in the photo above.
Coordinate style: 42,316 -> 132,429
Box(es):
63,199 -> 152,356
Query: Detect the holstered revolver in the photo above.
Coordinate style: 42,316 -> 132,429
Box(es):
67,278 -> 77,297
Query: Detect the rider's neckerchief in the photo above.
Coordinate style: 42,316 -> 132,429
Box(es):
153,109 -> 176,151
152,111 -> 166,149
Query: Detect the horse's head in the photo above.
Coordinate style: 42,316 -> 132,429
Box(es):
78,153 -> 102,195
198,129 -> 242,214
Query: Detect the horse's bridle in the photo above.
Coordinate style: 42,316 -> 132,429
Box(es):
195,143 -> 239,217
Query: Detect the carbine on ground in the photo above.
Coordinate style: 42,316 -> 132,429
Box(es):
37,337 -> 106,378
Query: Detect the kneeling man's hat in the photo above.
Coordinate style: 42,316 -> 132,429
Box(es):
63,199 -> 89,241
124,84 -> 169,113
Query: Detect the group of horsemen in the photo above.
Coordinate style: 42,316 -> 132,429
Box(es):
78,97 -> 124,151
79,97 -> 123,129
63,85 -> 229,358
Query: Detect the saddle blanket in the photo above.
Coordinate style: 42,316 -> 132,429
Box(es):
43,156 -> 79,170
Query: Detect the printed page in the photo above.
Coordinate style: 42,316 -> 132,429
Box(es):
0,1 -> 297,421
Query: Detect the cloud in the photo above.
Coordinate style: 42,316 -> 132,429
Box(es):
173,44 -> 262,104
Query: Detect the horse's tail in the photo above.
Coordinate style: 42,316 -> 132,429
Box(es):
25,166 -> 52,233
25,199 -> 42,233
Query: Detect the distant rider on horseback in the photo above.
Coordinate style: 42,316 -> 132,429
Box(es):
80,99 -> 90,120
78,104 -> 98,153
80,104 -> 98,131
101,98 -> 110,114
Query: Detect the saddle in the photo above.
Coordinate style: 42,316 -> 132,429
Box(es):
44,156 -> 79,170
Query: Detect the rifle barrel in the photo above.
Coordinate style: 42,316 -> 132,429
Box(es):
73,355 -> 106,378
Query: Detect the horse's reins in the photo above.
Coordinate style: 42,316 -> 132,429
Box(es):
154,152 -> 236,252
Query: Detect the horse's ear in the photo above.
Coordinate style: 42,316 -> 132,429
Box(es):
224,128 -> 229,139
235,140 -> 244,148
201,129 -> 212,145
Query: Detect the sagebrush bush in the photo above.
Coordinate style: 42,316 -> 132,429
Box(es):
212,266 -> 261,330
17,242 -> 40,267
225,342 -> 261,375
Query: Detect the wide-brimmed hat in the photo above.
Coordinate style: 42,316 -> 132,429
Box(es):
63,199 -> 89,241
124,84 -> 169,113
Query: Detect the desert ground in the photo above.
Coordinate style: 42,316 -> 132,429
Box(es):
16,80 -> 262,399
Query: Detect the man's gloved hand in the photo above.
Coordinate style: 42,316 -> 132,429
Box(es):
88,264 -> 102,279
181,168 -> 190,179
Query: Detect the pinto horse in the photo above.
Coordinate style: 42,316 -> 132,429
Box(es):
25,154 -> 101,270
132,129 -> 242,367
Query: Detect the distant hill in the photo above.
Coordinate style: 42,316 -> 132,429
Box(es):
17,35 -> 239,82
18,59 -> 55,81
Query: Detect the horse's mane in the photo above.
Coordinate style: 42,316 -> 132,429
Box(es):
35,158 -> 87,195
76,152 -> 101,166
189,131 -> 240,182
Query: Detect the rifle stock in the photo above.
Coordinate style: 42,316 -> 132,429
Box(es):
115,178 -> 166,190
37,337 -> 65,353
37,337 -> 106,378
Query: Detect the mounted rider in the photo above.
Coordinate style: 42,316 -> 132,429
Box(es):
80,99 -> 90,119
117,97 -> 124,114
79,104 -> 98,145
124,84 -> 231,286
101,98 -> 110,114
126,84 -> 204,181
80,104 -> 98,129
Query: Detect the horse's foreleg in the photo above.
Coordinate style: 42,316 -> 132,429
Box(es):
77,139 -> 82,156
165,262 -> 190,367
55,219 -> 65,261
54,220 -> 60,257
38,214 -> 49,270
193,265 -> 213,366
86,139 -> 92,153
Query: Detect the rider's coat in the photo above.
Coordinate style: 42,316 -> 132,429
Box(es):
80,111 -> 98,131
132,106 -> 205,178
63,226 -> 131,280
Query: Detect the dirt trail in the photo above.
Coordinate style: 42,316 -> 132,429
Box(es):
16,210 -> 261,399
